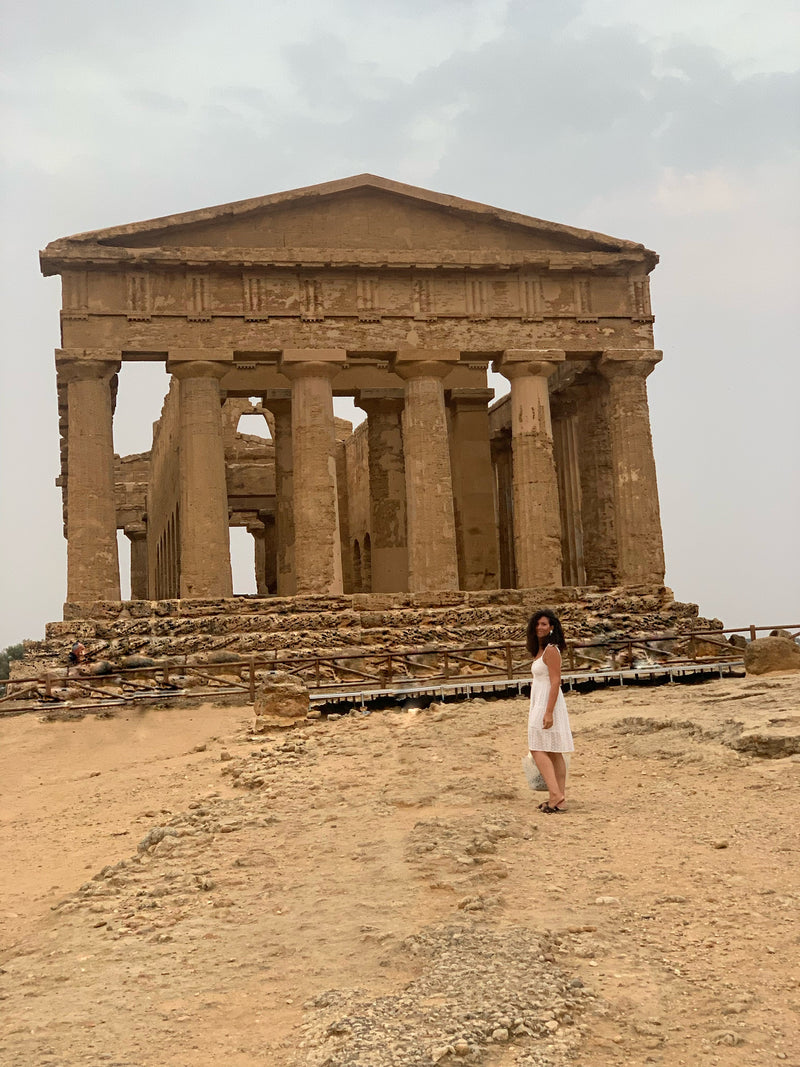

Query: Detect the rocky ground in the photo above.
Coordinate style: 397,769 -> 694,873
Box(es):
1,671 -> 798,1067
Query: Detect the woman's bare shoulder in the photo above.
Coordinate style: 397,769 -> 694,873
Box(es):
543,644 -> 562,662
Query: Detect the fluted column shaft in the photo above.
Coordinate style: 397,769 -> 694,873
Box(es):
124,522 -> 148,599
599,352 -> 665,585
62,357 -> 121,601
551,395 -> 585,586
248,522 -> 268,596
282,355 -> 344,595
395,356 -> 459,592
263,395 -> 296,596
491,432 -> 516,589
573,377 -> 617,585
170,360 -> 233,598
447,390 -> 499,589
497,351 -> 563,588
358,393 -> 408,593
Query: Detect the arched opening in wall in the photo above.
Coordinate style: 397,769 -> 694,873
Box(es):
363,533 -> 372,593
236,411 -> 272,439
352,539 -> 362,593
230,527 -> 257,595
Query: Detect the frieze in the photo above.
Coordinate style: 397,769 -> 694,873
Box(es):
63,266 -> 647,326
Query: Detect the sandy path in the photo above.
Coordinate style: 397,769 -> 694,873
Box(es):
1,674 -> 798,1066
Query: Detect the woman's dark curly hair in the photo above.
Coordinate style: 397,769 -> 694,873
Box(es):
526,609 -> 566,656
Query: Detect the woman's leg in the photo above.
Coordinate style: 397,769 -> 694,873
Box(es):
551,753 -> 567,808
531,750 -> 565,809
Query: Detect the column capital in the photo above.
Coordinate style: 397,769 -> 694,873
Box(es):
123,521 -> 147,541
262,389 -> 292,416
280,360 -> 342,382
598,349 -> 662,380
393,348 -> 459,382
550,391 -> 580,419
168,359 -> 230,381
446,388 -> 495,410
493,349 -> 565,380
58,355 -> 121,384
280,349 -> 346,381
355,388 -> 405,415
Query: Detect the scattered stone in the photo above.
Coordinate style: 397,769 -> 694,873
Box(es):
744,636 -> 800,676
252,671 -> 310,731
710,1029 -> 744,1046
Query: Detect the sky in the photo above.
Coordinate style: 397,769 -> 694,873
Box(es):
1,0 -> 798,648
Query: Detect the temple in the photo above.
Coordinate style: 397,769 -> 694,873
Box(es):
40,174 -> 666,607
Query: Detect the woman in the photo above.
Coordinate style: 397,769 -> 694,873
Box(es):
527,609 -> 574,813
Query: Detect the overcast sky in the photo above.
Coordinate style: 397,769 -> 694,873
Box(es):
1,0 -> 798,649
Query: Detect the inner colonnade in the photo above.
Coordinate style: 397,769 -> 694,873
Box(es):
41,175 -> 666,609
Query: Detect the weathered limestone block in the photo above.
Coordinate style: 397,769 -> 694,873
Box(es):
744,637 -> 800,675
253,671 -> 310,730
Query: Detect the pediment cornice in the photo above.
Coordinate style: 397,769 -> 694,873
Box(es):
41,243 -> 653,276
40,174 -> 658,275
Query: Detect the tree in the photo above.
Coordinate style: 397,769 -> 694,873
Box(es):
0,642 -> 26,682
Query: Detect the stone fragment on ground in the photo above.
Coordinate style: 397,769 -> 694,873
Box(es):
744,635 -> 800,675
253,670 -> 310,730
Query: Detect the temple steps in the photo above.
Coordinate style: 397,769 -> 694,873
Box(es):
20,587 -> 708,672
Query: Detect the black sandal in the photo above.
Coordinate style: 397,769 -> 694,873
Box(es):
540,804 -> 566,814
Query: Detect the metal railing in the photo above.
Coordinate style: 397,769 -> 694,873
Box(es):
1,623 -> 796,714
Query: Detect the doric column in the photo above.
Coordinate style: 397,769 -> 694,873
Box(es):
60,355 -> 122,601
572,376 -> 617,586
260,512 -> 277,596
393,350 -> 459,592
356,389 -> 408,593
495,350 -> 564,588
262,392 -> 295,596
124,521 -> 148,599
169,359 -> 233,598
248,521 -> 268,595
490,429 -> 516,589
598,350 -> 665,585
447,389 -> 499,589
550,393 -> 585,586
280,350 -> 345,595
335,439 -> 354,593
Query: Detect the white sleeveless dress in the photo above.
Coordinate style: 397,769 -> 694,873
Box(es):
528,651 -> 574,753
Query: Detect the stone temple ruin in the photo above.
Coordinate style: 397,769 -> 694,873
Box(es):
32,174 -> 689,666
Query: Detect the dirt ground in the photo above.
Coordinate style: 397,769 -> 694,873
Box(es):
1,671 -> 798,1067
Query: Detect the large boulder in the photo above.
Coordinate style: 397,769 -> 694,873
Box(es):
744,636 -> 800,676
253,671 -> 310,731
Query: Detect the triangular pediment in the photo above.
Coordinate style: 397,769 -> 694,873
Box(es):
46,175 -> 649,258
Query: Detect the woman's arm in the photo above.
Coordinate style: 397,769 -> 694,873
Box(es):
542,645 -> 562,727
